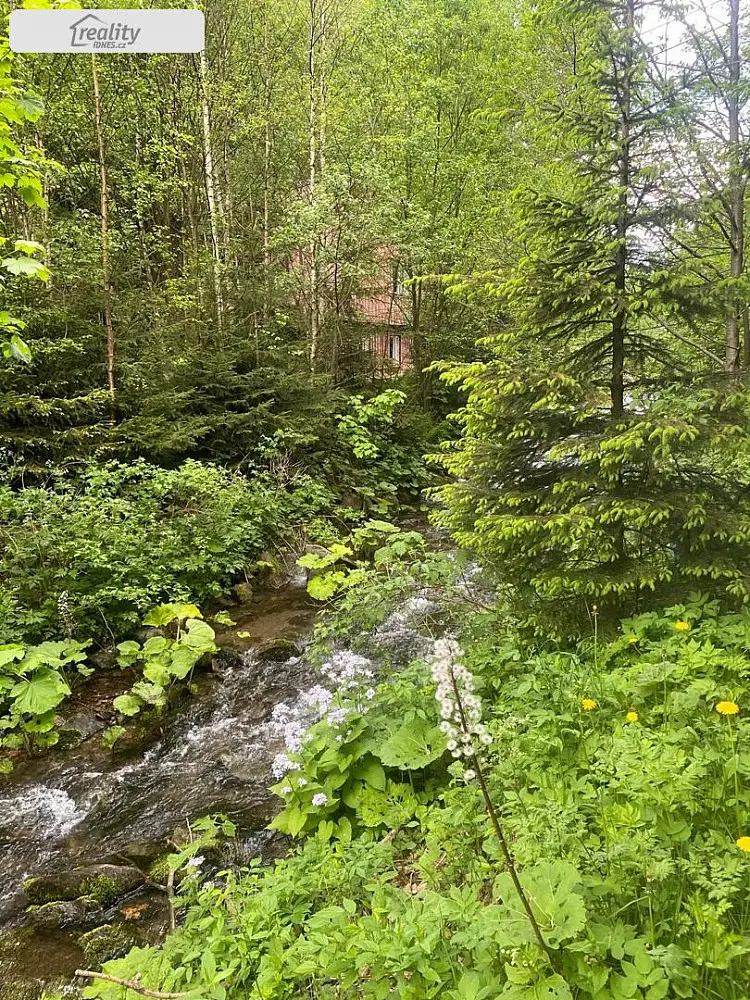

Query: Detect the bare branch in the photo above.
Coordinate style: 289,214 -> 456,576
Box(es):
74,970 -> 191,998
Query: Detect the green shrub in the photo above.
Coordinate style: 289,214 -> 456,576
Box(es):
82,591 -> 750,1000
0,459 -> 333,642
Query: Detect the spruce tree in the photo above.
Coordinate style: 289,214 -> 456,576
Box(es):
434,0 -> 750,625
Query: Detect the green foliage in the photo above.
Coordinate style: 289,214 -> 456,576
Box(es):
0,638 -> 89,756
0,459 -> 333,642
82,583 -> 750,1000
0,32 -> 53,364
298,520 -> 450,605
113,605 -> 217,717
432,368 -> 750,629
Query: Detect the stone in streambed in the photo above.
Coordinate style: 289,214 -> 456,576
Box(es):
26,894 -> 103,930
56,710 -> 109,748
24,864 -> 144,906
79,922 -> 142,966
232,581 -> 254,603
254,637 -> 300,662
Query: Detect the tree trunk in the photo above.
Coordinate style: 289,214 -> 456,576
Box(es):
197,49 -> 225,341
91,54 -> 116,409
308,0 -> 319,371
611,0 -> 633,420
726,0 -> 743,371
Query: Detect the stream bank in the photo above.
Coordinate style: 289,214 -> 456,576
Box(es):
0,584 -> 319,999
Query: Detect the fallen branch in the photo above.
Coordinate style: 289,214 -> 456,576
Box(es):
74,970 -> 190,998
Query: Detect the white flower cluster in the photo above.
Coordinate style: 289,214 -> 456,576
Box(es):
320,650 -> 374,690
300,685 -> 334,713
429,637 -> 491,759
268,653 -> 378,784
270,702 -> 309,754
271,752 -> 301,779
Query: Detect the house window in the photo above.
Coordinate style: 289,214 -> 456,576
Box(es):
388,335 -> 401,365
393,265 -> 407,297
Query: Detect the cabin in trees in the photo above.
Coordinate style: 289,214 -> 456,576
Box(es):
353,254 -> 413,375
289,245 -> 413,375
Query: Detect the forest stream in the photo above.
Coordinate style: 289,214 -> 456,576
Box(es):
0,571 -> 436,998
0,582 -> 321,994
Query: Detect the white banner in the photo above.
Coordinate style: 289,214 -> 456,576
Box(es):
9,9 -> 205,53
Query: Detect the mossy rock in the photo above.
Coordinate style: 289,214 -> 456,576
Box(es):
254,637 -> 300,662
146,853 -> 172,884
78,922 -> 141,967
24,864 -> 144,906
26,899 -> 88,930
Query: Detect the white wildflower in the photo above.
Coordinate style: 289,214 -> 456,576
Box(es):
428,637 -> 490,760
271,752 -> 301,778
311,793 -> 328,807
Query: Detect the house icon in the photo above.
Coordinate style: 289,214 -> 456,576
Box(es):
69,12 -> 108,47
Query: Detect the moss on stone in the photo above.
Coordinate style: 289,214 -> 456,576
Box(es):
146,853 -> 172,884
78,923 -> 140,967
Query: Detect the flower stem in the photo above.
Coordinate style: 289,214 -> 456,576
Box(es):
448,669 -> 557,969
471,752 -> 558,970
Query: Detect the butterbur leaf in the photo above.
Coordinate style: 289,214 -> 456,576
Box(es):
170,646 -> 201,678
131,680 -> 165,705
143,603 -> 202,627
22,709 -> 56,733
0,644 -> 24,669
352,756 -> 386,790
10,669 -> 69,716
143,657 -> 170,686
362,519 -> 400,533
307,572 -> 346,601
183,618 -> 216,649
102,725 -> 126,750
113,693 -> 143,717
376,716 -> 447,770
143,636 -> 170,655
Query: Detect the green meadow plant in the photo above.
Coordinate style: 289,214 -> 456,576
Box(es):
82,589 -> 750,1000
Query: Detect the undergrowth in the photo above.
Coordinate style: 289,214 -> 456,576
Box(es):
81,548 -> 750,1000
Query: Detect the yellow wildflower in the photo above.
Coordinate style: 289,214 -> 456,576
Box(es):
675,621 -> 690,632
737,837 -> 750,853
626,711 -> 638,723
581,698 -> 597,711
627,635 -> 638,644
716,701 -> 740,716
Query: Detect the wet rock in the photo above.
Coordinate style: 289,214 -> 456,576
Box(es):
255,551 -> 293,589
303,543 -> 329,559
287,567 -> 309,589
119,841 -> 165,868
24,864 -> 144,906
56,711 -> 109,749
232,581 -> 254,603
134,626 -> 164,643
211,646 -> 244,673
254,637 -> 300,663
78,922 -> 141,966
27,899 -> 90,930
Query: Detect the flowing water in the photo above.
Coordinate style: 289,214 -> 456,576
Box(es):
0,578 -> 440,996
